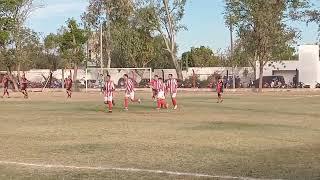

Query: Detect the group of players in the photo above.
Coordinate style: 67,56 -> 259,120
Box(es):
1,73 -> 74,100
102,73 -> 178,113
1,73 -> 29,99
1,72 -> 224,113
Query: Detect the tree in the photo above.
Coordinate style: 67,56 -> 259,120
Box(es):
225,0 -> 309,92
305,9 -> 320,36
16,27 -> 42,71
146,0 -> 187,79
181,46 -> 221,68
83,2 -> 173,71
0,0 -> 22,90
83,0 -> 134,68
11,0 -> 40,83
111,7 -> 168,68
44,33 -> 61,70
44,33 -> 61,87
0,1 -> 14,49
59,19 -> 88,90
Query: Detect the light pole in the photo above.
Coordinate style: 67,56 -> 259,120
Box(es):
100,22 -> 103,73
229,15 -> 236,89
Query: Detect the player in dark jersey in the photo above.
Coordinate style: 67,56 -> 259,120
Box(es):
2,74 -> 10,98
65,76 -> 73,98
216,77 -> 224,103
20,74 -> 28,99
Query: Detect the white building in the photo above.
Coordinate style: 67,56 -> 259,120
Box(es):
256,45 -> 320,88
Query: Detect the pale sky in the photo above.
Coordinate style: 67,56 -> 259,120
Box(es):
26,0 -> 320,55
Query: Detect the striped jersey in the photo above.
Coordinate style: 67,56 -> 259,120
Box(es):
104,81 -> 115,97
151,79 -> 158,89
156,81 -> 166,93
166,79 -> 178,93
125,78 -> 135,93
216,81 -> 223,93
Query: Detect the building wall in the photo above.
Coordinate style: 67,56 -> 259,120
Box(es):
154,67 -> 255,84
256,45 -> 320,88
298,45 -> 320,87
273,70 -> 297,84
257,61 -> 300,83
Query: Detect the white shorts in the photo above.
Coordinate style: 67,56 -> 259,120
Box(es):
125,92 -> 135,100
157,91 -> 165,99
171,93 -> 177,98
104,96 -> 113,102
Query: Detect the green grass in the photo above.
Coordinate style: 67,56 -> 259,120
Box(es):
0,91 -> 320,180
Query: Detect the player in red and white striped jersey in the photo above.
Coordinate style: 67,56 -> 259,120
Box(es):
156,78 -> 168,110
104,75 -> 115,113
166,74 -> 178,110
123,74 -> 141,110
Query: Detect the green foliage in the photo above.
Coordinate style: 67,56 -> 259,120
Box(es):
44,33 -> 61,70
59,19 -> 88,67
305,8 -> 320,37
224,0 -> 308,90
83,1 -> 174,69
149,0 -> 187,79
0,0 -> 19,47
181,46 -> 221,68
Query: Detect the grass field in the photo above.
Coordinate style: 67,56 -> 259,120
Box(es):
0,90 -> 320,180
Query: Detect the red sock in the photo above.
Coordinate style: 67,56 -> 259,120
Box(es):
172,98 -> 177,106
161,99 -> 167,109
157,99 -> 161,109
108,101 -> 113,111
124,98 -> 129,108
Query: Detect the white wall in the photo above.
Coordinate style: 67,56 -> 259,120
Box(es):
273,70 -> 296,84
154,67 -> 255,83
256,45 -> 320,88
257,61 -> 300,83
184,67 -> 254,83
298,45 -> 320,87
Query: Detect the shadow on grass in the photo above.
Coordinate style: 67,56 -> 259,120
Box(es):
186,121 -> 320,132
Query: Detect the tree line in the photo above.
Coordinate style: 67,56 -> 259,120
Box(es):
1,0 -> 319,91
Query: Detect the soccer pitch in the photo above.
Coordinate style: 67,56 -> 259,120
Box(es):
0,91 -> 319,180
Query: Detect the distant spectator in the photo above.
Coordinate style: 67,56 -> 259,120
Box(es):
293,75 -> 297,88
271,81 -> 275,88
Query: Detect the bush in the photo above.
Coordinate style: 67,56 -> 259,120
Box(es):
180,74 -> 220,88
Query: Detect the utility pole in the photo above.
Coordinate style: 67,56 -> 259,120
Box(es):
229,15 -> 236,89
100,22 -> 103,73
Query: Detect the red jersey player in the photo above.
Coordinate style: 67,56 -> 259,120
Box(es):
20,74 -> 28,99
65,76 -> 73,98
216,77 -> 224,103
166,74 -> 178,110
2,74 -> 10,98
150,75 -> 159,101
156,78 -> 168,110
123,74 -> 141,111
104,75 -> 115,113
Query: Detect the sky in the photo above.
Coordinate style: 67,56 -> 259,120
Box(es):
26,0 -> 320,55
